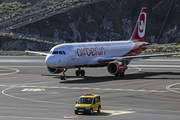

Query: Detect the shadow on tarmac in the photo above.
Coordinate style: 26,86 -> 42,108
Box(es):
52,72 -> 180,84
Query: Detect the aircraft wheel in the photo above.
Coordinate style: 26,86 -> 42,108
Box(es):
60,76 -> 66,80
60,76 -> 64,80
120,72 -> 124,77
80,70 -> 85,76
115,74 -> 120,77
76,70 -> 80,76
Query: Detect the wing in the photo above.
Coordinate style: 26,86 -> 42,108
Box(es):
25,50 -> 49,56
98,53 -> 180,63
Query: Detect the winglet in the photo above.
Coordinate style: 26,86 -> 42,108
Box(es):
130,7 -> 147,42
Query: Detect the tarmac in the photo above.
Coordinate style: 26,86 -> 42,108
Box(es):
0,56 -> 180,120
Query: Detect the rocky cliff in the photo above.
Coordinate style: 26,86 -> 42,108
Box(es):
1,0 -> 180,51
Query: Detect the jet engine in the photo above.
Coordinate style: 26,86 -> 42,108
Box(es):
47,66 -> 62,74
107,61 -> 127,77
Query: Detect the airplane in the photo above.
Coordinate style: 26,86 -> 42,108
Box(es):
26,7 -> 180,80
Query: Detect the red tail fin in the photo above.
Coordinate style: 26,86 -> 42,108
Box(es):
130,7 -> 147,42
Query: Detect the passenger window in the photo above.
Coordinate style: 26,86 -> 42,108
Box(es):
97,96 -> 101,102
93,98 -> 95,104
96,97 -> 98,103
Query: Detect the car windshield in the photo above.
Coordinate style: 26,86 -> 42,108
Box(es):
78,98 -> 92,104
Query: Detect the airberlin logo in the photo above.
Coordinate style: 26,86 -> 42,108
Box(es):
138,12 -> 146,38
77,46 -> 106,57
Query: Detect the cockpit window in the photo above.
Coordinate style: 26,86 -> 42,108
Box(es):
59,51 -> 66,55
50,51 -> 66,55
52,51 -> 58,54
49,51 -> 53,54
62,51 -> 66,54
59,51 -> 62,54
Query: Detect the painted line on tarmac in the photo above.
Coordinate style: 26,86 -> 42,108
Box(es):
140,59 -> 180,62
1,84 -> 167,93
0,67 -> 20,75
0,115 -> 66,120
129,65 -> 180,68
21,88 -> 45,91
20,86 -> 167,93
166,83 -> 180,94
64,110 -> 135,118
126,66 -> 141,75
2,87 -> 68,105
103,106 -> 180,113
102,110 -> 135,116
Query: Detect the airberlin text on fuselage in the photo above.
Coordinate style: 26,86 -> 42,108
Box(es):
77,46 -> 106,57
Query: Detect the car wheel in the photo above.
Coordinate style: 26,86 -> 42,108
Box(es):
97,106 -> 101,113
74,110 -> 78,115
89,108 -> 93,115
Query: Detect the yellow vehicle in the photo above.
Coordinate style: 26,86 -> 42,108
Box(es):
74,94 -> 101,115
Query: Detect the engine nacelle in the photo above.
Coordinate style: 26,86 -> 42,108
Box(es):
107,61 -> 127,75
47,66 -> 62,74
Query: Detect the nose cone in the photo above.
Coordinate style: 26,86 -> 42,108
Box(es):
45,55 -> 54,67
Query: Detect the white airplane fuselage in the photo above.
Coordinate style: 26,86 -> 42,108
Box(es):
45,40 -> 148,68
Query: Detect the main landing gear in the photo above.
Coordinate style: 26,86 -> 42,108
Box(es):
75,68 -> 85,77
115,72 -> 124,77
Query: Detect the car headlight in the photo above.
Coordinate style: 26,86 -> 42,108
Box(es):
74,106 -> 77,110
85,106 -> 89,109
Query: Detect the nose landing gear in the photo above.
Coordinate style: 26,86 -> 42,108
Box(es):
60,68 -> 67,80
60,68 -> 85,81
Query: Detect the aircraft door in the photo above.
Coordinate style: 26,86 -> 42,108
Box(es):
71,49 -> 76,61
69,47 -> 77,66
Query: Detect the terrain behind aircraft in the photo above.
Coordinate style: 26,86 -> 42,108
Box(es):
26,7 -> 180,80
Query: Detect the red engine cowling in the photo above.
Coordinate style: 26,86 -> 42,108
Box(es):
107,61 -> 127,76
47,66 -> 62,74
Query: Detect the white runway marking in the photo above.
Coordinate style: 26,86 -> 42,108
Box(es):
166,83 -> 180,94
21,88 -> 45,91
0,59 -> 44,63
5,85 -> 167,93
102,110 -> 135,116
140,59 -> 180,62
0,67 -> 20,75
0,115 -> 67,120
129,65 -> 180,68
